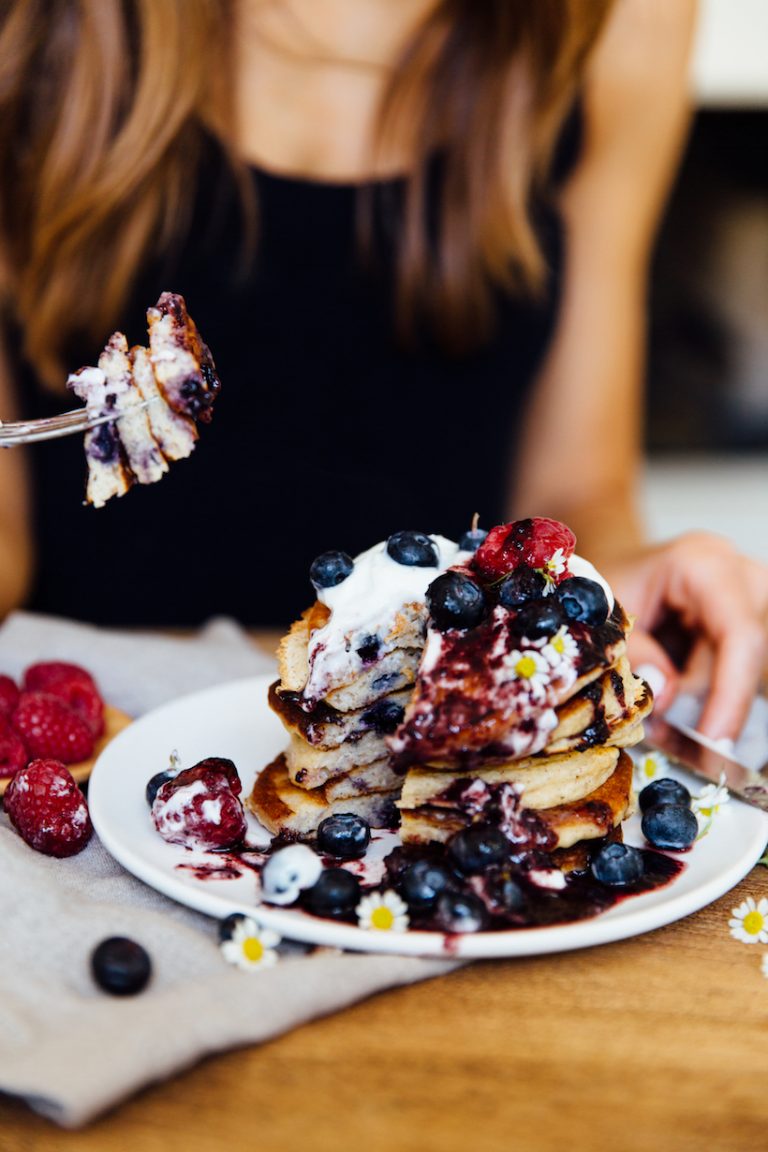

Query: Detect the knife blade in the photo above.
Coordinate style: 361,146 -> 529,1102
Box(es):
643,714 -> 768,814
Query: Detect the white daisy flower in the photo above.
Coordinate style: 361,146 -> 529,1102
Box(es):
631,749 -> 669,789
761,954 -> 768,980
220,916 -> 281,970
356,890 -> 410,932
503,648 -> 551,697
729,897 -> 768,945
542,626 -> 579,669
539,549 -> 568,594
692,773 -> 730,819
547,548 -> 567,577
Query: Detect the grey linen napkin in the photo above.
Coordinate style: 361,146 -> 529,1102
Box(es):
0,611 -> 458,1128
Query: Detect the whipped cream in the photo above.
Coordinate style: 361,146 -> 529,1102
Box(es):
152,778 -> 209,845
67,365 -> 110,408
567,553 -> 614,612
303,535 -> 469,704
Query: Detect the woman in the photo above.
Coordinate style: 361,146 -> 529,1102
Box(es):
0,0 -> 765,741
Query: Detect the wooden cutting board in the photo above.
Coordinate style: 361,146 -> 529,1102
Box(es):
0,703 -> 132,795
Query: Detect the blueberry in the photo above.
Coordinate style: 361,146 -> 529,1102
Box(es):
302,867 -> 361,918
399,859 -> 455,910
590,842 -> 645,887
89,422 -> 119,463
555,577 -> 609,626
356,633 -> 380,663
309,550 -> 354,590
487,869 -> 527,912
316,813 -> 371,859
447,823 -> 510,874
361,698 -> 405,735
639,778 -> 692,812
386,530 -> 439,568
145,769 -> 176,807
458,526 -> 488,552
91,936 -> 152,996
498,566 -> 547,609
218,912 -> 247,943
512,598 -> 566,639
426,572 -> 486,631
641,804 -> 699,850
434,890 -> 487,933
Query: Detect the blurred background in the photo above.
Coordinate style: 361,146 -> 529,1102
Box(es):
642,0 -> 768,559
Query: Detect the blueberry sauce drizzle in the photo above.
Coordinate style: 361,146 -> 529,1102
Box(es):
173,823 -> 684,933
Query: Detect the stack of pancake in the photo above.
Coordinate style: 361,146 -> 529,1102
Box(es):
390,544 -> 652,856
248,535 -> 464,837
249,521 -> 652,861
395,641 -> 651,852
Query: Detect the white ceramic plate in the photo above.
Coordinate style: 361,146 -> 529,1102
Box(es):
89,674 -> 768,958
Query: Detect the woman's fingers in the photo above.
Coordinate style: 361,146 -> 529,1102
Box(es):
695,622 -> 766,741
674,553 -> 766,739
627,629 -> 679,712
611,534 -> 768,742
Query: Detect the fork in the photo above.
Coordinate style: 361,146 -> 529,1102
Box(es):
0,401 -> 152,447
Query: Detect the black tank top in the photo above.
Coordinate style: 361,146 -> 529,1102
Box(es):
16,115 -> 581,628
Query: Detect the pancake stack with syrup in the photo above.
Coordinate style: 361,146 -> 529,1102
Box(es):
389,518 -> 652,860
248,532 -> 468,837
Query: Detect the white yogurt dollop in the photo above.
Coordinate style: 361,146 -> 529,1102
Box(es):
261,844 -> 323,905
566,554 -> 615,613
303,535 -> 469,703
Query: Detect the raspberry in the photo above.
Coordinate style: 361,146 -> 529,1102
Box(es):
4,758 -> 93,857
0,715 -> 29,778
0,674 -> 20,719
23,662 -> 105,738
152,757 -> 246,850
473,518 -> 576,581
23,661 -> 95,692
11,692 -> 95,763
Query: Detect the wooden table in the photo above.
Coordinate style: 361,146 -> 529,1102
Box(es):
2,634 -> 767,1152
4,873 -> 768,1150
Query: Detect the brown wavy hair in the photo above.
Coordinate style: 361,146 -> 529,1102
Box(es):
0,0 -> 613,389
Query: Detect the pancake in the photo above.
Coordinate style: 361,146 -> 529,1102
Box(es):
247,755 -> 399,837
390,601 -> 631,766
286,729 -> 395,788
268,680 -> 410,751
399,749 -> 635,850
399,745 -> 622,813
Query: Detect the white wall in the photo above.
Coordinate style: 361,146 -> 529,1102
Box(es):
641,454 -> 768,562
691,0 -> 768,106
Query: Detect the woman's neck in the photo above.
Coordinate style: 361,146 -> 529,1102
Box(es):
232,0 -> 439,181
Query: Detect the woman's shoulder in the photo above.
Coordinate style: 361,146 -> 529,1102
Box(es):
561,0 -> 698,256
585,0 -> 697,114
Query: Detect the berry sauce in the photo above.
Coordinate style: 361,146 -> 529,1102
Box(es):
171,821 -> 684,935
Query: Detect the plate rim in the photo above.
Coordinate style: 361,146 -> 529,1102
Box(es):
88,674 -> 768,959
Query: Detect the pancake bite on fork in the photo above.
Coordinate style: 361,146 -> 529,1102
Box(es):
68,291 -> 220,507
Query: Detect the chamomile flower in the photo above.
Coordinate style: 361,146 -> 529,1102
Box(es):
691,772 -> 730,838
503,647 -> 550,697
356,890 -> 410,932
220,915 -> 281,970
691,774 -> 730,819
542,625 -> 579,669
728,897 -> 768,945
632,749 -> 669,790
539,548 -> 568,594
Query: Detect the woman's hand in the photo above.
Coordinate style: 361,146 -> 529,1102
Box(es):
607,534 -> 768,742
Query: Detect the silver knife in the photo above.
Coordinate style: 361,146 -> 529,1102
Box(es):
643,714 -> 768,814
